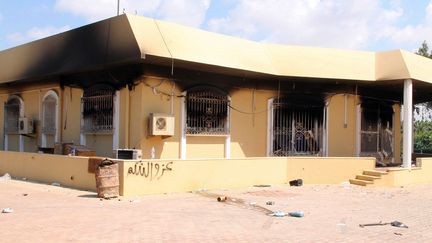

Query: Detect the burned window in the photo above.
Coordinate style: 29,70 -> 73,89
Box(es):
42,92 -> 57,135
360,101 -> 394,162
271,97 -> 324,156
81,84 -> 114,134
186,88 -> 229,135
4,97 -> 21,134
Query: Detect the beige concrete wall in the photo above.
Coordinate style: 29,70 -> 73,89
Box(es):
230,89 -> 275,157
61,87 -> 82,144
120,157 -> 375,196
376,158 -> 432,187
286,157 -> 375,184
327,94 -> 357,157
0,151 -> 95,191
120,157 -> 288,196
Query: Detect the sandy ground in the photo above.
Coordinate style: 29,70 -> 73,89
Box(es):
1,178 -> 432,242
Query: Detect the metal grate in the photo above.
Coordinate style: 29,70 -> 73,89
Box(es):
42,95 -> 57,134
81,85 -> 114,134
4,100 -> 20,134
271,100 -> 324,156
360,103 -> 394,161
186,89 -> 229,135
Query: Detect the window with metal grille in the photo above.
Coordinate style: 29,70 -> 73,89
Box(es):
271,98 -> 324,156
360,102 -> 394,161
42,93 -> 57,134
4,97 -> 21,134
186,88 -> 229,135
81,84 -> 114,134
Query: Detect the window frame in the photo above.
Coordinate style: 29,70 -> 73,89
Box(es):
81,84 -> 115,134
184,86 -> 230,136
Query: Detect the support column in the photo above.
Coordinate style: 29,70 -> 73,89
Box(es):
403,79 -> 413,169
180,95 -> 186,159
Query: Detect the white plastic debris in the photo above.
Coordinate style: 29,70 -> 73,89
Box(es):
2,208 -> 13,213
0,173 -> 11,181
51,182 -> 61,187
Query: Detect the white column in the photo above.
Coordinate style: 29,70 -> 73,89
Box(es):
266,98 -> 274,156
356,104 -> 361,156
180,95 -> 186,159
224,136 -> 231,159
112,91 -> 120,152
19,135 -> 24,152
403,79 -> 413,169
4,135 -> 8,151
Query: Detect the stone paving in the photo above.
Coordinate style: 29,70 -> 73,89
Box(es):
1,178 -> 432,242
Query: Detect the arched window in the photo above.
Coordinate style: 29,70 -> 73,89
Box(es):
4,95 -> 23,134
42,91 -> 58,135
81,84 -> 115,133
185,87 -> 230,135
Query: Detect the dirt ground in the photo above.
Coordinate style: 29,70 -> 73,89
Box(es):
1,178 -> 431,242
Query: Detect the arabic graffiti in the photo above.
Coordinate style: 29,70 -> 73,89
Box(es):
127,161 -> 173,181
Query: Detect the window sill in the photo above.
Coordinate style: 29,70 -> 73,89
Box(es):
186,134 -> 230,137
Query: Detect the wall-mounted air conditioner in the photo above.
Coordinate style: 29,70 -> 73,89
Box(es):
148,113 -> 175,136
19,117 -> 34,134
116,149 -> 142,160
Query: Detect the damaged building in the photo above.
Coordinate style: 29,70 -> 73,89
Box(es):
1,14 -> 432,170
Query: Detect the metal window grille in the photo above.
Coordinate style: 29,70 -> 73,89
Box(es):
81,85 -> 114,134
42,95 -> 57,134
4,99 -> 20,134
360,103 -> 394,161
186,89 -> 229,135
272,99 -> 324,156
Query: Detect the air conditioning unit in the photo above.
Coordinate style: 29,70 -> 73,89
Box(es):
116,149 -> 142,160
148,113 -> 175,136
19,117 -> 34,134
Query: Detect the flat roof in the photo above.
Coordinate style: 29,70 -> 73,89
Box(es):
1,14 -> 432,84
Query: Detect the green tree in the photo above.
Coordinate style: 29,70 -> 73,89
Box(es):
414,41 -> 432,153
416,40 -> 432,58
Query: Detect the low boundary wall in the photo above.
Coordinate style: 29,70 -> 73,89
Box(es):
0,151 -> 381,196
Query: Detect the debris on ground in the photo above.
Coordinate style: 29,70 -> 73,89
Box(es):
253,184 -> 271,187
266,201 -> 275,205
359,221 -> 408,228
217,196 -> 227,202
22,193 -> 28,196
51,182 -> 61,187
289,179 -> 303,186
288,211 -> 305,217
2,208 -> 13,213
0,173 -> 11,181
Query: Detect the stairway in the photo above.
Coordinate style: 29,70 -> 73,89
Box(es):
349,170 -> 388,186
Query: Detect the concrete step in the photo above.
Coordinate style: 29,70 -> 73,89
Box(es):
349,178 -> 373,186
356,174 -> 380,181
363,170 -> 388,177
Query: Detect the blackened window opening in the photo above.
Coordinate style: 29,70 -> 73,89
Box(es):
81,84 -> 114,134
186,89 -> 229,135
360,101 -> 394,162
272,98 -> 324,156
4,98 -> 20,134
42,95 -> 57,134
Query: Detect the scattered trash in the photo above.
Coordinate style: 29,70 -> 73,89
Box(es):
249,202 -> 257,206
253,184 -> 271,187
270,211 -> 287,217
129,199 -> 141,203
359,221 -> 408,228
0,173 -> 11,181
266,201 -> 275,205
217,196 -> 227,202
22,193 -> 28,196
269,211 -> 304,218
289,179 -> 303,187
51,182 -> 61,187
2,208 -> 13,213
394,232 -> 403,236
391,221 -> 408,228
288,211 -> 304,217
